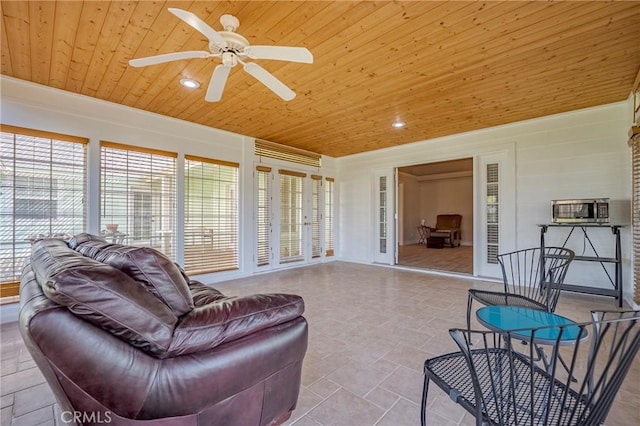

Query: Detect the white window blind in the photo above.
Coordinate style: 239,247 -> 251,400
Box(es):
256,166 -> 272,267
184,155 -> 239,274
631,133 -> 640,305
311,175 -> 322,259
325,177 -> 335,256
255,139 -> 321,168
1,125 -> 87,296
486,163 -> 499,264
279,169 -> 305,264
100,142 -> 176,259
379,176 -> 387,254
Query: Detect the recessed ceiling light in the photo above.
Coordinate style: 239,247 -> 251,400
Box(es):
180,78 -> 200,89
392,120 -> 406,128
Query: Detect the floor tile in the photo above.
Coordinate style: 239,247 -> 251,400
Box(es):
306,378 -> 341,399
285,386 -> 323,424
375,397 -> 421,426
1,357 -> 18,376
0,368 -> 46,396
378,365 -> 423,405
10,405 -> 53,426
364,386 -> 399,410
327,362 -> 391,397
307,388 -> 384,426
289,415 -> 322,426
0,394 -> 13,409
1,406 -> 12,426
13,383 -> 56,417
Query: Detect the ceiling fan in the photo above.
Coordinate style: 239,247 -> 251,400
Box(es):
129,8 -> 313,102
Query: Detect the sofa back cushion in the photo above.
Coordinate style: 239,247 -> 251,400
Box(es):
67,233 -> 107,249
30,239 -> 177,357
168,293 -> 305,356
72,235 -> 194,316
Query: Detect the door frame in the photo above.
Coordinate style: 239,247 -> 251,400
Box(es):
253,163 -> 327,271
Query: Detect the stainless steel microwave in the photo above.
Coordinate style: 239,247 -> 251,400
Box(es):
551,198 -> 610,224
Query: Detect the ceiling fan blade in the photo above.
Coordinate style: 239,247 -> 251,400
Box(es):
205,65 -> 231,102
243,62 -> 296,101
168,8 -> 228,48
245,46 -> 314,64
129,51 -> 210,67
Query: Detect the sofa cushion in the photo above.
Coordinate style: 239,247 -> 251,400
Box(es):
30,239 -> 177,357
67,233 -> 107,249
189,280 -> 226,306
168,293 -> 305,356
72,236 -> 194,316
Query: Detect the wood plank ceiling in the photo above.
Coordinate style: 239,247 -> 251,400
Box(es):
2,1 -> 640,157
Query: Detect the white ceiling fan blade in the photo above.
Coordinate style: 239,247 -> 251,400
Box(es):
245,46 -> 313,64
243,62 -> 296,101
205,65 -> 231,102
129,51 -> 210,67
168,8 -> 228,48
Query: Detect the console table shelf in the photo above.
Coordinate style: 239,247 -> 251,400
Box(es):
538,224 -> 623,307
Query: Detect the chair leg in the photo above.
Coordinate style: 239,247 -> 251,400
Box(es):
421,372 -> 430,426
466,295 -> 473,331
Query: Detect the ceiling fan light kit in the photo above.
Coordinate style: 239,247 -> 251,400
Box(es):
128,8 -> 313,102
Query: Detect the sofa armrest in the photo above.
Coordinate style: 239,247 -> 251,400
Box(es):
168,293 -> 304,356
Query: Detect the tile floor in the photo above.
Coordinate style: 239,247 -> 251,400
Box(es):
1,261 -> 638,425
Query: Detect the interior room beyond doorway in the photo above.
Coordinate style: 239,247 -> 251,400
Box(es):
397,158 -> 473,274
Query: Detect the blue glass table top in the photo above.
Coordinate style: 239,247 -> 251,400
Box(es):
476,306 -> 586,345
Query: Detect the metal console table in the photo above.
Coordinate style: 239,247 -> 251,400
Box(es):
539,224 -> 623,307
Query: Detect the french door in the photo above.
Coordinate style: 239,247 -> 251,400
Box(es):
255,166 -> 325,270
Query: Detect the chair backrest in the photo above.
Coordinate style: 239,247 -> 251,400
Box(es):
497,247 -> 574,312
435,214 -> 462,229
450,310 -> 640,425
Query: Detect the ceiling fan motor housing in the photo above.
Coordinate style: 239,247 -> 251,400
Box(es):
209,15 -> 248,58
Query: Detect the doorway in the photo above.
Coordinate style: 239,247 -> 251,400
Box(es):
396,158 -> 473,274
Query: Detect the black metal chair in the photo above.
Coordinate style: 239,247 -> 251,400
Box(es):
467,247 -> 575,330
421,310 -> 640,426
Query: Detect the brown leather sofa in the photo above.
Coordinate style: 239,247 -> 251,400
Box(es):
19,234 -> 308,426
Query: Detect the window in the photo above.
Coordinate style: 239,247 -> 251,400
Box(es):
1,125 -> 87,297
632,131 -> 640,305
379,176 -> 387,254
325,177 -> 335,256
311,175 -> 322,259
14,176 -> 58,219
184,155 -> 239,274
279,170 -> 305,264
256,166 -> 272,267
100,142 -> 176,259
486,163 -> 499,264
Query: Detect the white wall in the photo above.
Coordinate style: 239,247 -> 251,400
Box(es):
0,76 -> 337,287
337,101 -> 633,304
